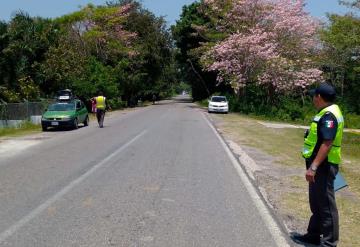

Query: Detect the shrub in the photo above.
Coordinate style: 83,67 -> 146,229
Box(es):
344,113 -> 360,129
107,98 -> 126,110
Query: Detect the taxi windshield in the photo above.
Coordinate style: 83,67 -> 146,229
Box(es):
48,103 -> 75,111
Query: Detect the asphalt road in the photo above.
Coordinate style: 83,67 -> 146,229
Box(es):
0,96 -> 289,247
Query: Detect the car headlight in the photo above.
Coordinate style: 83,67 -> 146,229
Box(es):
62,117 -> 72,121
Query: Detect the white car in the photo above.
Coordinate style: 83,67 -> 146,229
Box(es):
208,96 -> 229,113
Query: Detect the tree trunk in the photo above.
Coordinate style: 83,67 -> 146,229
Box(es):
187,59 -> 210,98
300,90 -> 305,106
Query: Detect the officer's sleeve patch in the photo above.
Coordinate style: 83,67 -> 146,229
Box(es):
325,120 -> 334,128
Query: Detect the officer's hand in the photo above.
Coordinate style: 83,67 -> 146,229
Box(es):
305,169 -> 316,183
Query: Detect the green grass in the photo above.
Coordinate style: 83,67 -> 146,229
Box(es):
217,113 -> 305,168
340,132 -> 360,198
337,197 -> 360,247
197,99 -> 209,108
342,132 -> 360,159
344,113 -> 360,129
0,122 -> 41,138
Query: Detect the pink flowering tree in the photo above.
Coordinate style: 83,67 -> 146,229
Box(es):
201,0 -> 323,97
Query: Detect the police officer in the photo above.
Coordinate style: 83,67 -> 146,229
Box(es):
293,82 -> 344,247
95,91 -> 107,128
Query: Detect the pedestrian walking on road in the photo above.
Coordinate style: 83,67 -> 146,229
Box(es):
292,82 -> 344,247
95,91 -> 107,128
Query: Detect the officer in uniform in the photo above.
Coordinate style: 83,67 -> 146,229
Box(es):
95,91 -> 107,128
293,83 -> 344,247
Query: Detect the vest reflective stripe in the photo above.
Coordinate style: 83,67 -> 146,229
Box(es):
96,96 -> 106,110
302,104 -> 344,165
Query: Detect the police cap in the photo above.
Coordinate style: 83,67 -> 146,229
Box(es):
308,82 -> 336,98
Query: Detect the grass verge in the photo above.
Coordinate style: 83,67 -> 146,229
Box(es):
0,122 -> 41,138
213,112 -> 360,247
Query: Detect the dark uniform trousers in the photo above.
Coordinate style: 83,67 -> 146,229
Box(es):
306,160 -> 339,247
96,109 -> 105,127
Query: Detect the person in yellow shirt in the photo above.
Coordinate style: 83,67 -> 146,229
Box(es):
94,91 -> 107,128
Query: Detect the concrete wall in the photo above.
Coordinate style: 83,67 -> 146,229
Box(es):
0,116 -> 42,128
30,116 -> 42,125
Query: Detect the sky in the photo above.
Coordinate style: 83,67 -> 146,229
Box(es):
0,0 -> 353,25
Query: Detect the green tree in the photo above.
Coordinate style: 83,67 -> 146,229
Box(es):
40,34 -> 87,95
0,21 -> 9,102
104,0 -> 178,103
321,13 -> 360,112
125,8 -> 174,99
172,2 -> 231,100
339,0 -> 360,8
0,12 -> 59,102
1,1 -> 178,106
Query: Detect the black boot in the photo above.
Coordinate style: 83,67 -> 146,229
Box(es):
291,233 -> 321,245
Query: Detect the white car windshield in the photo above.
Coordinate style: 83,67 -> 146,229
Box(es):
211,96 -> 227,102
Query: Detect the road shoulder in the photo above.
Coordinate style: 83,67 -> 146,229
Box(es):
205,111 -> 360,247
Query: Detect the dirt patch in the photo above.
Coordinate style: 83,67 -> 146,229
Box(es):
258,120 -> 360,133
258,121 -> 308,130
0,139 -> 40,158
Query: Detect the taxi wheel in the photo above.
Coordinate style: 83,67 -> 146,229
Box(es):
42,125 -> 47,131
73,118 -> 79,129
84,115 -> 89,126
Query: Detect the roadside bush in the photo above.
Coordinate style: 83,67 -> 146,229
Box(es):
226,93 -> 306,121
344,113 -> 360,129
203,87 -> 360,128
281,99 -> 305,120
198,99 -> 209,107
107,98 -> 126,110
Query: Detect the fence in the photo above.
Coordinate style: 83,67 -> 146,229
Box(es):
0,100 -> 53,128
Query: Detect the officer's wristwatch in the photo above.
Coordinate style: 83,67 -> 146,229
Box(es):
310,164 -> 318,173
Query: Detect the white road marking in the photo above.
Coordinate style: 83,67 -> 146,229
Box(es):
0,130 -> 147,244
203,114 -> 290,247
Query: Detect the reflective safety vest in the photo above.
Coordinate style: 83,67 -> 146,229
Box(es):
96,96 -> 106,110
302,104 -> 344,165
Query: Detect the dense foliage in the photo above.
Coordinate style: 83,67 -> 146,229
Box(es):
172,0 -> 360,125
0,0 -> 178,107
1,0 -> 360,126
320,12 -> 360,113
172,2 -> 232,101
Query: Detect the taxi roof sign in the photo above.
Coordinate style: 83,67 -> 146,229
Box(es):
56,89 -> 74,101
59,95 -> 70,100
